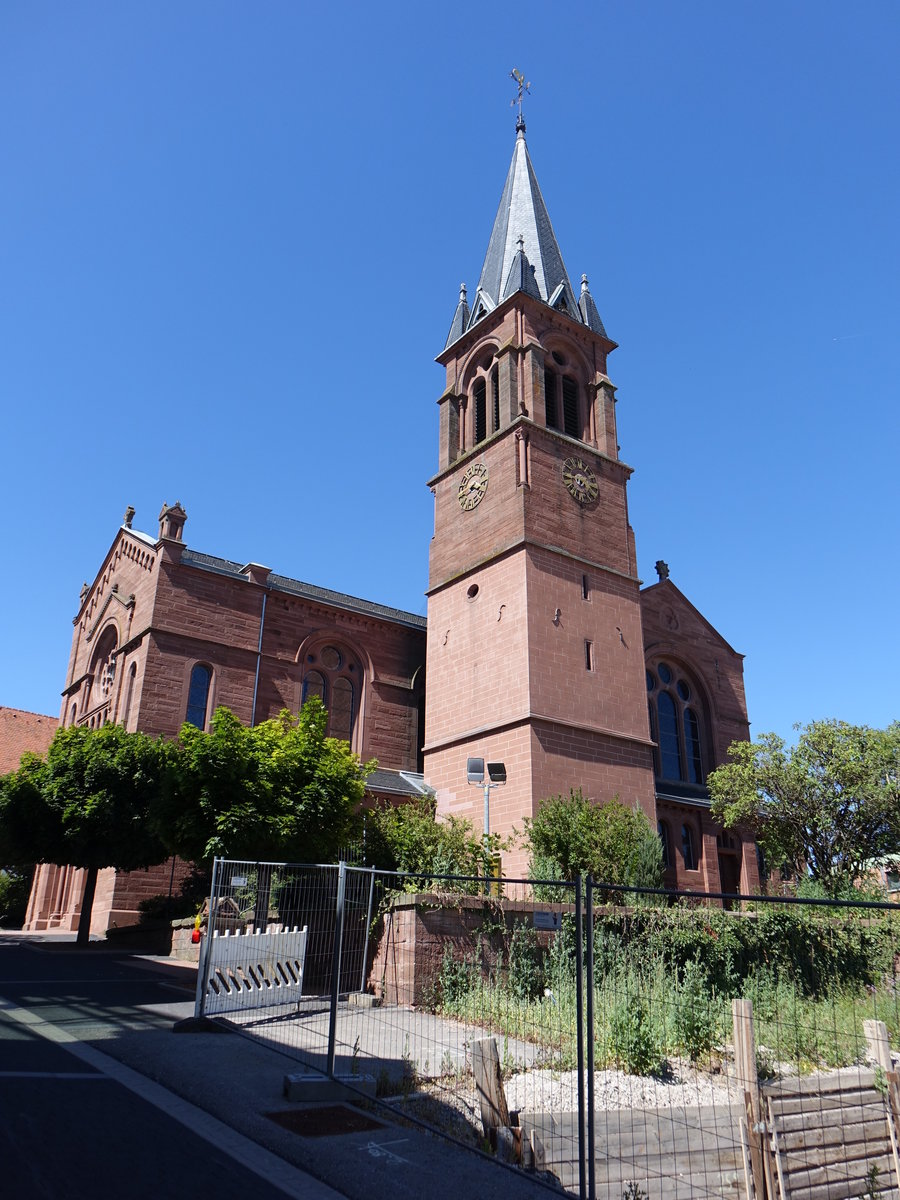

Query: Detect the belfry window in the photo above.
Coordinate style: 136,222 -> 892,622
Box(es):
473,378 -> 487,445
544,367 -> 580,438
301,644 -> 359,747
491,367 -> 500,433
646,661 -> 707,786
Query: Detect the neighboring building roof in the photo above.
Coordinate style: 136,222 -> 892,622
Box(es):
179,549 -> 427,631
0,707 -> 58,774
448,118 -> 607,346
365,768 -> 432,797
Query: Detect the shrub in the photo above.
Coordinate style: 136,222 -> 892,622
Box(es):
607,987 -> 660,1076
524,791 -> 663,891
507,921 -> 544,1001
0,866 -> 33,928
672,959 -> 717,1062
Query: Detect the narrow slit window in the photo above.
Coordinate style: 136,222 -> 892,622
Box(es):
581,574 -> 590,600
491,367 -> 500,433
584,640 -> 593,671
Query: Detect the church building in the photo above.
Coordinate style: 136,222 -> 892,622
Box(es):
24,115 -> 758,934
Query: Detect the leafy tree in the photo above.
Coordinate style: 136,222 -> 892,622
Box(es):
708,720 -> 900,896
523,790 -> 663,889
364,794 -> 485,881
0,725 -> 171,943
159,701 -> 372,865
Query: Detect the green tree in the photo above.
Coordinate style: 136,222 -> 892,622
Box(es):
708,720 -> 900,896
524,790 -> 663,889
159,701 -> 372,864
0,725 -> 171,943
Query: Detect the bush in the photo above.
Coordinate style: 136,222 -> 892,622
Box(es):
365,796 -> 485,886
607,986 -> 660,1075
524,791 -> 663,890
672,959 -> 717,1062
507,921 -> 544,1001
0,866 -> 33,928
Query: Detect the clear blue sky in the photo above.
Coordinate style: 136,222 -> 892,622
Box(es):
2,2 -> 897,747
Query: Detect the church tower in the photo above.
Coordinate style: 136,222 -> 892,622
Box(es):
424,116 -> 657,871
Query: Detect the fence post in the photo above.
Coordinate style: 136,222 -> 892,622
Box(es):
574,873 -> 587,1200
733,997 -> 774,1200
326,861 -> 347,1078
359,865 -> 376,995
585,875 -> 595,1200
194,856 -> 221,1020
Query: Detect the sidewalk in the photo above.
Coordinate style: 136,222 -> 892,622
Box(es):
6,931 -> 561,1200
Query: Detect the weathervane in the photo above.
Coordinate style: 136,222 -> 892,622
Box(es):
510,68 -> 531,124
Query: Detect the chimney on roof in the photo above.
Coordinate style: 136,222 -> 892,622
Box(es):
158,502 -> 187,543
241,563 -> 271,586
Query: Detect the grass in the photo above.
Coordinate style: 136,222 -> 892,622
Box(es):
425,907 -> 900,1080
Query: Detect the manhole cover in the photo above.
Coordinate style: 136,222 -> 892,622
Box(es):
266,1104 -> 386,1137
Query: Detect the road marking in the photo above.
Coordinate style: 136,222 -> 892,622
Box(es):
0,998 -> 345,1200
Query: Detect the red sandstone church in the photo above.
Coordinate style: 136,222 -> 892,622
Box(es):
24,116 -> 758,934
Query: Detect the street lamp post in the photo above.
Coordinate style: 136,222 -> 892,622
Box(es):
467,757 -> 507,889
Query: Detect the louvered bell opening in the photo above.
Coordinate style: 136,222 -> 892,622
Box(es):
473,378 -> 487,444
491,367 -> 500,433
544,368 -> 559,430
562,376 -> 579,439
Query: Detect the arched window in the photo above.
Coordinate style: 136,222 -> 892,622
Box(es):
186,664 -> 212,729
121,663 -> 137,729
544,351 -> 582,439
658,820 -> 671,870
300,644 -> 360,747
646,661 -> 707,787
681,823 -> 697,871
302,670 -> 326,705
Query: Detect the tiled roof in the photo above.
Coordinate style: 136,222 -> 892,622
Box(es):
0,707 -> 58,774
180,550 -> 426,630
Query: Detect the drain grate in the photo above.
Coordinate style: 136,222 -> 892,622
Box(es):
266,1104 -> 386,1137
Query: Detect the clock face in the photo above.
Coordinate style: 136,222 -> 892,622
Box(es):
458,462 -> 489,511
562,456 -> 599,504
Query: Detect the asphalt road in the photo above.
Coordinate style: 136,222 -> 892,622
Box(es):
0,936 -> 340,1199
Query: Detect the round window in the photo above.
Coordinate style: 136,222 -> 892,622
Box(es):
320,646 -> 342,670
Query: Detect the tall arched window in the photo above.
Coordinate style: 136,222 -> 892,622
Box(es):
121,663 -> 137,729
186,664 -> 212,729
544,349 -> 582,439
681,823 -> 697,871
658,820 -> 672,870
300,644 -> 360,747
646,661 -> 707,787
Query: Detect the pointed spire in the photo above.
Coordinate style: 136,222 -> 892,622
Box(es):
579,274 -> 608,338
501,233 -> 542,302
444,282 -> 471,350
469,121 -> 580,324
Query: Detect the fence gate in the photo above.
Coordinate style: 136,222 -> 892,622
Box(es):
194,858 -> 309,1018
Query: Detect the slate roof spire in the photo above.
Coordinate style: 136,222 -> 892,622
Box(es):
445,117 -> 608,347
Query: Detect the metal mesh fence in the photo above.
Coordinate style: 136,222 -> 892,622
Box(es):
197,862 -> 900,1200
